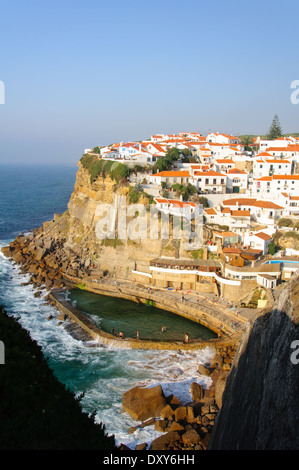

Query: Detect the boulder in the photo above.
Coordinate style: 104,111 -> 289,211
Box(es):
150,431 -> 181,451
160,404 -> 175,419
168,421 -> 184,432
174,406 -> 187,422
34,246 -> 47,261
1,246 -> 12,258
154,419 -> 168,432
186,406 -> 195,423
190,382 -> 204,402
122,385 -> 167,421
198,364 -> 212,376
182,429 -> 201,446
166,394 -> 182,408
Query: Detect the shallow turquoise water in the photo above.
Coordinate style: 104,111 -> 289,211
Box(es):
68,288 -> 217,342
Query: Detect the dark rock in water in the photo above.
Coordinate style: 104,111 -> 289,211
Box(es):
64,322 -> 94,342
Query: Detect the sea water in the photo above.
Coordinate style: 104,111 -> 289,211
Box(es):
0,164 -> 215,448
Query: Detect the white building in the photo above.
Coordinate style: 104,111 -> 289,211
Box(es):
226,169 -> 249,194
250,200 -> 284,226
150,171 -> 191,186
253,174 -> 299,196
253,155 -> 293,178
221,197 -> 284,226
243,231 -> 273,255
154,197 -> 198,218
207,132 -> 240,145
278,193 -> 299,216
191,170 -> 227,194
214,159 -> 236,172
204,206 -> 251,236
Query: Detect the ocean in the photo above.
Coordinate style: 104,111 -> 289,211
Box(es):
0,164 -> 215,449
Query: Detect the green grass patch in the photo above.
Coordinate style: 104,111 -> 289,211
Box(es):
77,283 -> 86,290
80,154 -> 130,184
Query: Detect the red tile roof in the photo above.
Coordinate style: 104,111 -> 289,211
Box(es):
254,232 -> 272,241
231,210 -> 251,217
222,198 -> 257,206
253,201 -> 284,210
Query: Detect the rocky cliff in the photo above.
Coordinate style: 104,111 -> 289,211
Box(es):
208,271 -> 299,450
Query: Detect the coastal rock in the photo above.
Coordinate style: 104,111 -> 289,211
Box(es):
174,406 -> 187,422
160,404 -> 175,419
166,394 -> 182,408
154,419 -> 168,432
1,246 -> 12,258
198,364 -> 212,376
122,385 -> 167,421
182,428 -> 201,446
190,382 -> 204,402
168,421 -> 184,432
149,431 -> 181,451
135,443 -> 147,451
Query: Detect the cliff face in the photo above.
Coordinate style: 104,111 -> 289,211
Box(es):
63,162 -> 171,277
208,272 -> 299,450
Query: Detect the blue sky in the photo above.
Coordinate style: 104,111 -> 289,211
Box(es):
0,0 -> 299,165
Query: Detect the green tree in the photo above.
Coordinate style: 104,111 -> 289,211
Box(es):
267,114 -> 283,140
268,241 -> 279,255
240,136 -> 254,150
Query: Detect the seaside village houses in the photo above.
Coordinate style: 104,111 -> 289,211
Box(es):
85,131 -> 299,303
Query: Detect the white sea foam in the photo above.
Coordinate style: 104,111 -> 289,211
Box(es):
0,243 -> 214,449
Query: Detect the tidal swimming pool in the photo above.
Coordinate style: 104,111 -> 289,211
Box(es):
67,289 -> 217,342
